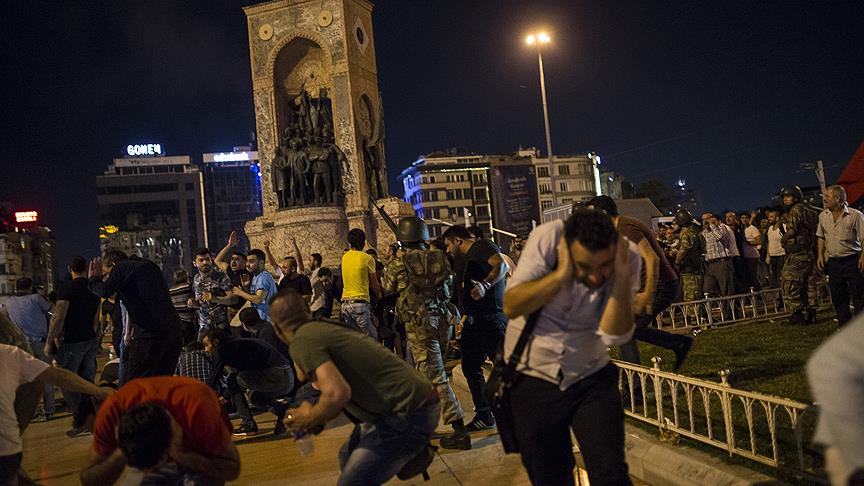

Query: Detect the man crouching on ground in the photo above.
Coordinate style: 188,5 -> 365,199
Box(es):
270,288 -> 440,486
80,376 -> 240,485
503,208 -> 640,486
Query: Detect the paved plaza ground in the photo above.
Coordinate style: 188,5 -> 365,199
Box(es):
20,367 -> 551,485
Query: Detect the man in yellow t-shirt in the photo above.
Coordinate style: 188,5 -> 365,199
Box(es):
340,228 -> 382,339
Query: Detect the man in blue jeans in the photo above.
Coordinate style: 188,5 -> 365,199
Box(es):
4,277 -> 55,419
46,256 -> 101,437
271,289 -> 439,486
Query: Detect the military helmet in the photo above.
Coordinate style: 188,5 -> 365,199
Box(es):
674,209 -> 694,227
397,216 -> 429,244
779,185 -> 803,202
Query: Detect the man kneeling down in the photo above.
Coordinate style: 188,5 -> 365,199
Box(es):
80,376 -> 240,486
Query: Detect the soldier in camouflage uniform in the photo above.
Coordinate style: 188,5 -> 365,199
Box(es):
779,185 -> 820,324
674,209 -> 705,303
382,217 -> 471,450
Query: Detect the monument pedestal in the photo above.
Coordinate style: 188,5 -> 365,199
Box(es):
246,206 -> 348,266
245,197 -> 415,264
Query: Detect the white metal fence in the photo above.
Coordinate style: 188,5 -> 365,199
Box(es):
655,284 -> 832,332
615,358 -> 824,482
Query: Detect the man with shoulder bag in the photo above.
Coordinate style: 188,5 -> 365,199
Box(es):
499,209 -> 640,486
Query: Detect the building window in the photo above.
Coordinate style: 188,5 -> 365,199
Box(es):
559,182 -> 568,192
432,208 -> 441,219
541,200 -> 553,210
558,165 -> 570,176
472,173 -> 487,184
446,190 -> 455,200
429,176 -> 436,183
476,205 -> 489,217
539,183 -> 551,194
474,188 -> 487,202
561,198 -> 573,204
185,183 -> 194,191
538,166 -> 549,178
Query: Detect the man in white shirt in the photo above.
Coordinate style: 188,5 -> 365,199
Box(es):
766,210 -> 787,288
817,185 -> 864,326
740,212 -> 763,291
503,209 -> 639,486
0,344 -> 111,484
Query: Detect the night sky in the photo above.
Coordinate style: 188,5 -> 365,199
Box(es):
2,0 -> 863,271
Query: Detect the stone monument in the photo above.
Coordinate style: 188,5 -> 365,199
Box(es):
243,0 -> 413,263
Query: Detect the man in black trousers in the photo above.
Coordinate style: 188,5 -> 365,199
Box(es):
88,250 -> 182,382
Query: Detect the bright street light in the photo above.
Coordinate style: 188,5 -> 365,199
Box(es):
525,31 -> 556,205
525,32 -> 550,45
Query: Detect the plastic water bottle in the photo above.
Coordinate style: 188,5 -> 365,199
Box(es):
295,432 -> 315,456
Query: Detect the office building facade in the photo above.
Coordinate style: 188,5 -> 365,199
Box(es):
202,149 -> 263,252
96,150 -> 206,281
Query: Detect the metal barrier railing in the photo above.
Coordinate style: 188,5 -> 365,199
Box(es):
614,357 -> 824,482
655,283 -> 832,332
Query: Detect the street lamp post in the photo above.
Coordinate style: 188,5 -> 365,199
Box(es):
526,33 -> 556,206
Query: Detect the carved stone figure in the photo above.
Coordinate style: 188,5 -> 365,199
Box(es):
308,134 -> 333,204
323,129 -> 346,205
274,88 -> 345,209
272,147 -> 288,208
285,138 -> 309,206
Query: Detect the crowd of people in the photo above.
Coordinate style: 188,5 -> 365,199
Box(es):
0,183 -> 862,485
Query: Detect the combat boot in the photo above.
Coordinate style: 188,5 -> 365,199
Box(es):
439,419 -> 472,450
439,430 -> 472,450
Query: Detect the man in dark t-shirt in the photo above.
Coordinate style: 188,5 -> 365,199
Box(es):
588,196 -> 692,370
46,256 -> 102,435
88,251 -> 182,382
269,289 -> 440,486
443,225 -> 508,432
203,329 -> 294,437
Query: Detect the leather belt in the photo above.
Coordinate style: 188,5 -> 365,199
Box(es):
341,299 -> 369,304
706,256 -> 730,264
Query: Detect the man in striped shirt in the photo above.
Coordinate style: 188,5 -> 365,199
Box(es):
701,212 -> 734,297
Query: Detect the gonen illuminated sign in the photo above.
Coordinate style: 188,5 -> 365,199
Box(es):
15,211 -> 38,223
126,143 -> 163,157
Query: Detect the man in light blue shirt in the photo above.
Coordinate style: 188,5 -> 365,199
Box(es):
233,249 -> 277,321
503,209 -> 640,486
4,278 -> 54,418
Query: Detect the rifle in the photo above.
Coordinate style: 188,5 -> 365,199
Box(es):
369,195 -> 399,235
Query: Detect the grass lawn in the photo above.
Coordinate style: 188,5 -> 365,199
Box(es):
625,309 -> 839,402
612,310 -> 840,483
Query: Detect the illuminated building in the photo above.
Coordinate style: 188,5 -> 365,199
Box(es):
96,145 -> 206,281
0,206 -> 56,300
202,147 -> 262,252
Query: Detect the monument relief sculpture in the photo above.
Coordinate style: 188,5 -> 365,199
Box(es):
273,87 -> 343,209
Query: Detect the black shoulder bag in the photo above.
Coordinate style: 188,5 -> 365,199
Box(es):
483,309 -> 542,454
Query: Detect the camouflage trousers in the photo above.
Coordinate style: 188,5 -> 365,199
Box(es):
681,273 -> 704,302
403,312 -> 464,425
781,253 -> 819,314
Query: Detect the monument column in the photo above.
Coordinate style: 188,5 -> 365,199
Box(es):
243,0 -> 410,261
